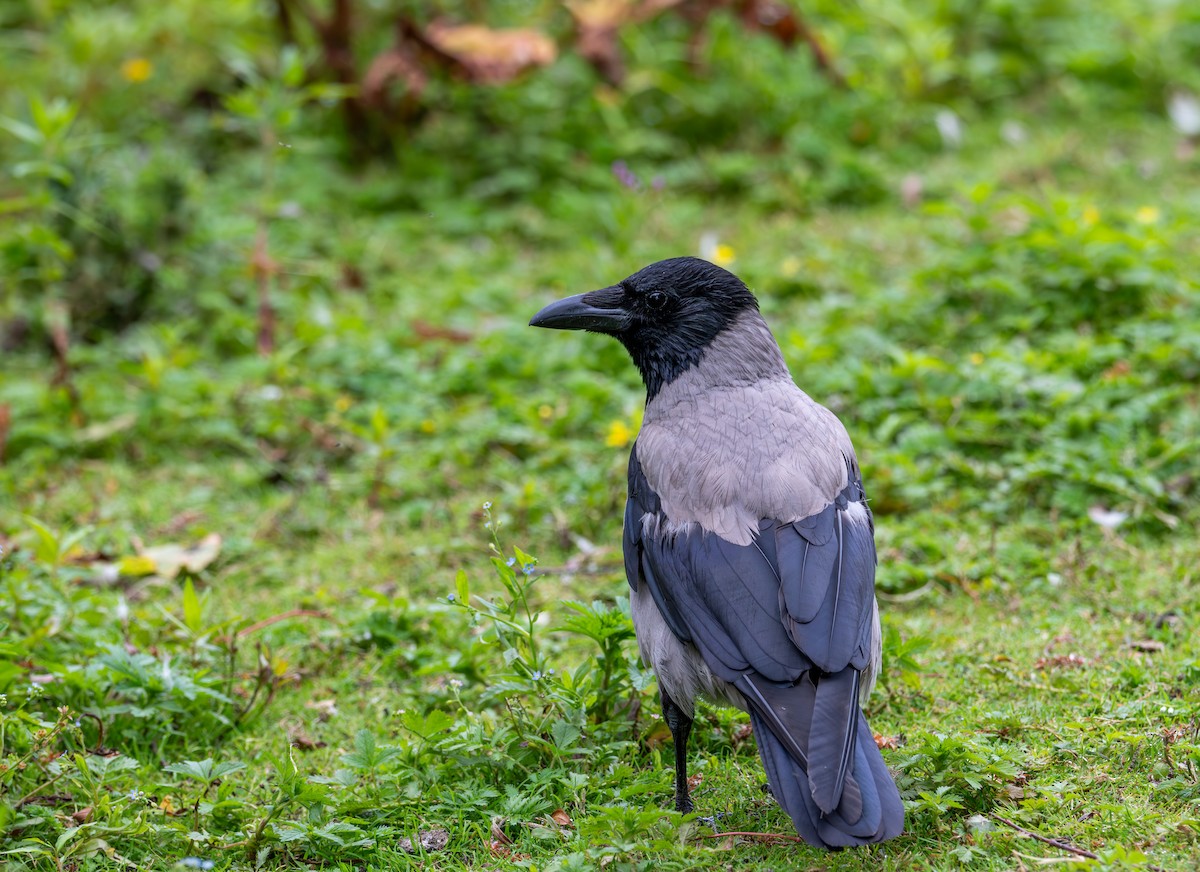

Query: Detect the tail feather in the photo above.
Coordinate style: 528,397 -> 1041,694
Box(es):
837,764 -> 864,825
742,672 -> 904,849
751,708 -> 825,847
808,668 -> 860,815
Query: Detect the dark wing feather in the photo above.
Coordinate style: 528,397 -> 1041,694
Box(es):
625,458 -> 692,642
639,522 -> 810,681
776,490 -> 877,673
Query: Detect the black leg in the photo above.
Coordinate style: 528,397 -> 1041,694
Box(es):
661,689 -> 694,813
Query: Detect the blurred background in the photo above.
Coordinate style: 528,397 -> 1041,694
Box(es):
1,1 -> 1199,868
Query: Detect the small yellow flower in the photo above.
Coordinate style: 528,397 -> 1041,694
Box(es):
605,420 -> 632,448
120,57 -> 153,83
537,404 -> 554,422
420,419 -> 436,434
158,796 -> 176,814
781,256 -> 801,277
969,352 -> 984,365
117,555 -> 157,577
1081,205 -> 1100,226
712,244 -> 736,267
334,395 -> 352,413
595,85 -> 621,106
1135,206 -> 1160,224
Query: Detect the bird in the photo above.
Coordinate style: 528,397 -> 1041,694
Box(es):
529,256 -> 904,848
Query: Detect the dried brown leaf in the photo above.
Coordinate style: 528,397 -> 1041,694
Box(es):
1102,360 -> 1132,380
289,730 -> 325,751
489,840 -> 529,861
159,796 -> 183,815
411,319 -> 473,343
136,533 -> 222,579
1035,653 -> 1088,670
362,45 -> 427,108
424,22 -> 556,84
566,0 -> 683,82
490,816 -> 511,844
737,0 -> 800,44
305,698 -> 338,721
0,403 -> 10,464
550,808 -> 573,828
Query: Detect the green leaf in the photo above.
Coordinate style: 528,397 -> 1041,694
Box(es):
399,710 -> 455,740
182,578 -> 202,632
11,160 -> 73,185
276,824 -> 309,843
165,758 -> 213,781
280,45 -> 305,88
23,516 -> 59,565
550,720 -> 581,750
370,406 -> 389,442
0,115 -> 42,144
513,546 -> 537,572
341,728 -> 402,770
455,569 -> 469,605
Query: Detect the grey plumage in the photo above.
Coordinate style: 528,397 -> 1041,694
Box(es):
530,256 -> 904,849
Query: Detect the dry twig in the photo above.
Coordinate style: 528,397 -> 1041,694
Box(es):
992,815 -> 1098,860
237,609 -> 332,637
696,830 -> 806,844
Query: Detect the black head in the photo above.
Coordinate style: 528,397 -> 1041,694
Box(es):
529,257 -> 759,398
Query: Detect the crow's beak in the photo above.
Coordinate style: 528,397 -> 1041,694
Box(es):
529,288 -> 628,332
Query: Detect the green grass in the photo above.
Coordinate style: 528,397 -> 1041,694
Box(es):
3,108 -> 1200,870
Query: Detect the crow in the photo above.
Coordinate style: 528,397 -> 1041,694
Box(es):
530,256 -> 904,848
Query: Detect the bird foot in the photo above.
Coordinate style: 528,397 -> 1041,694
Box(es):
675,795 -> 694,814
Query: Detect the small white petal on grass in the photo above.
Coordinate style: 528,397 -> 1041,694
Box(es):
1087,505 -> 1128,529
1001,121 -> 1026,145
966,814 -> 995,833
1168,92 -> 1200,137
935,109 -> 963,148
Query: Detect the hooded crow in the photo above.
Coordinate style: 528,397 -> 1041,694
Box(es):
530,256 -> 904,848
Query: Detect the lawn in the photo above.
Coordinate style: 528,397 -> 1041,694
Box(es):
3,2 -> 1200,869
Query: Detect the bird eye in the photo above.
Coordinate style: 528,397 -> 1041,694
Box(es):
646,291 -> 668,310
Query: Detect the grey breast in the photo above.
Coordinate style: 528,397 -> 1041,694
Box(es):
635,311 -> 855,546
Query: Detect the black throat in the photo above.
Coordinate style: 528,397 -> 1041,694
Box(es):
620,308 -> 790,403
624,339 -> 707,402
